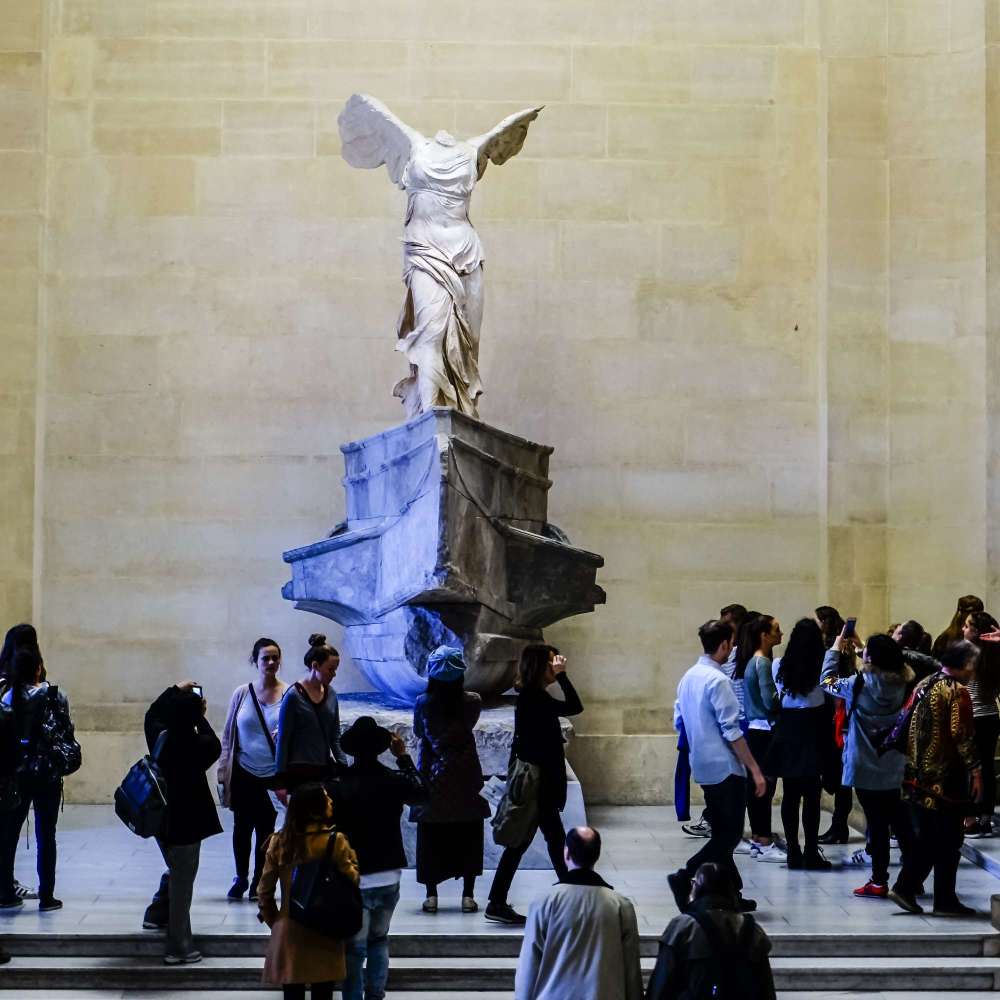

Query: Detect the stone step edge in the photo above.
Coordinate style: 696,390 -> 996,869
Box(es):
0,929 -> 991,959
3,956 -> 999,969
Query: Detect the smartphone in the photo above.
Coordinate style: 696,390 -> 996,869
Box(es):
843,618 -> 857,639
191,684 -> 203,698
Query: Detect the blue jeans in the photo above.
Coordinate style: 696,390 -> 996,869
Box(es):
342,882 -> 400,1000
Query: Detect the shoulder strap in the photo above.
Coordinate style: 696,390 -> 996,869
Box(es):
845,673 -> 866,724
151,729 -> 168,762
248,683 -> 277,757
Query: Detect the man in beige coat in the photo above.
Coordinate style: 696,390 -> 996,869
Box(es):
514,826 -> 642,1000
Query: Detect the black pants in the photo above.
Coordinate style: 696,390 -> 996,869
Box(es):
684,775 -> 745,891
0,776 -> 61,901
973,715 -> 1000,817
283,983 -> 334,1000
831,785 -> 853,831
781,776 -> 822,853
856,787 -> 912,886
230,762 -> 276,887
489,803 -> 567,904
895,804 -> 965,909
745,730 -> 775,838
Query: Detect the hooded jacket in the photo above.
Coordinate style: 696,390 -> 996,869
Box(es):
144,686 -> 223,845
821,649 -> 912,790
645,894 -> 775,1000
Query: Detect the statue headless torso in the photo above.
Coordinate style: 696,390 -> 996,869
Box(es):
338,94 -> 542,420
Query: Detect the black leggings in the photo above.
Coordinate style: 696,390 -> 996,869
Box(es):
973,715 -> 1000,818
283,984 -> 334,1000
745,730 -> 775,838
489,804 -> 567,905
230,762 -> 276,887
781,776 -> 822,853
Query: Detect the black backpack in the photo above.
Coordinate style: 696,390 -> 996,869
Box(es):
289,828 -> 363,940
114,731 -> 169,839
18,686 -> 82,783
690,908 -> 766,1000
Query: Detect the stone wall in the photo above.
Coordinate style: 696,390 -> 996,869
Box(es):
6,0 -> 1000,803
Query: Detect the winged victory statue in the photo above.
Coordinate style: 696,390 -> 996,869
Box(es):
337,94 -> 542,420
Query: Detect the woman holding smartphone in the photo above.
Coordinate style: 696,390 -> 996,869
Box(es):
486,645 -> 584,924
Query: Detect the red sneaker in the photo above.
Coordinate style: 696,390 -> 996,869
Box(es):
853,880 -> 888,899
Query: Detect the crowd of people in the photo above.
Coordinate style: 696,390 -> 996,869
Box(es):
0,593 -> 995,997
673,597 -> 999,918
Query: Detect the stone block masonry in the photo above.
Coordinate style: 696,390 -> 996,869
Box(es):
4,0 -> 1000,804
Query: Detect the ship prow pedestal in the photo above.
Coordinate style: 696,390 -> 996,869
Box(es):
282,408 -> 605,706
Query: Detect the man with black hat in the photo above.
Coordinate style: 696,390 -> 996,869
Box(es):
335,715 -> 427,1000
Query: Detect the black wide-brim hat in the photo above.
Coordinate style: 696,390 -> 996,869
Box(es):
341,715 -> 392,757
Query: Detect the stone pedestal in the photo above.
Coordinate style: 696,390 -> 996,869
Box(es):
339,693 -> 586,869
282,409 -> 604,705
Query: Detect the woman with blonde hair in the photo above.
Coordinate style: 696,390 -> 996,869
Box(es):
257,782 -> 359,1000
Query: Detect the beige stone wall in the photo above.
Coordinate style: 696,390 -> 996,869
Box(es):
0,1 -> 44,629
5,0 -> 998,803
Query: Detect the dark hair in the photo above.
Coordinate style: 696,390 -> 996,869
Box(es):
895,619 -> 929,653
0,623 -> 39,681
515,645 -> 558,691
565,826 -> 602,869
719,604 -> 747,623
691,861 -> 738,907
814,606 -> 845,648
733,613 -> 772,680
250,637 -> 281,666
303,633 -> 338,670
10,647 -> 43,720
699,620 -> 733,655
940,639 -> 979,673
934,595 -> 986,655
269,782 -> 330,866
865,633 -> 905,673
776,618 -> 825,697
965,611 -> 1000,701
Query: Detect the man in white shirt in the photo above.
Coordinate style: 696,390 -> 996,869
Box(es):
670,620 -> 767,913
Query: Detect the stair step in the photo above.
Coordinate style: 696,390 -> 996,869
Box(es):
0,955 -> 996,992
0,929 -> 991,958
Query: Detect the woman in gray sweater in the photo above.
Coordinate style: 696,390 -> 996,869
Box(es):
274,634 -> 348,794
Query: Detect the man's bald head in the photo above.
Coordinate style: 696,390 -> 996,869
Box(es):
565,826 -> 602,870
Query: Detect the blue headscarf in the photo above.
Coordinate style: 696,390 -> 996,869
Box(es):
425,645 -> 466,683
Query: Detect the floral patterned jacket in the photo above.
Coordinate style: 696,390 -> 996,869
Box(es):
904,671 -> 980,811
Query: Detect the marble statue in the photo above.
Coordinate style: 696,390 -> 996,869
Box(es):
337,93 -> 542,420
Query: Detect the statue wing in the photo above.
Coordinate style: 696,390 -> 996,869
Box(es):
337,93 -> 425,187
467,106 -> 543,180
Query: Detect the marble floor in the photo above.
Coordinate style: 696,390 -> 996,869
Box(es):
1,803 -> 998,996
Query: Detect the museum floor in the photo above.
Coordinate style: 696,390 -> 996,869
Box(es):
1,804 -> 999,996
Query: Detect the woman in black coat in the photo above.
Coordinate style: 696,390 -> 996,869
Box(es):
409,647 -> 490,915
143,682 -> 222,965
485,645 -> 584,925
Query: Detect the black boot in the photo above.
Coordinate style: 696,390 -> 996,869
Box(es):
817,825 -> 849,845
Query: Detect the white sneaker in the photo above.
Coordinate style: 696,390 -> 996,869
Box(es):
755,843 -> 788,863
849,848 -> 872,867
734,839 -> 755,855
